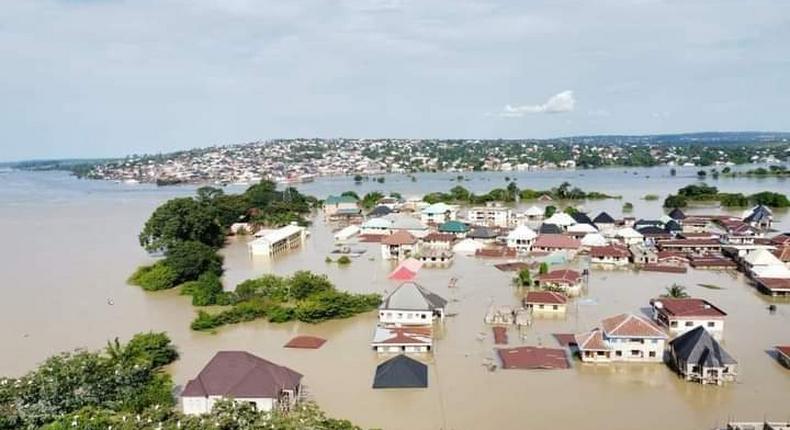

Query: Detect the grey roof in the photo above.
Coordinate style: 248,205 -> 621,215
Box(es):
468,226 -> 498,239
665,220 -> 682,232
372,355 -> 428,389
634,219 -> 664,229
637,226 -> 667,235
668,208 -> 686,220
670,326 -> 737,368
380,282 -> 447,311
593,212 -> 615,224
181,351 -> 302,399
571,212 -> 593,224
745,205 -> 772,223
539,223 -> 562,234
368,205 -> 393,217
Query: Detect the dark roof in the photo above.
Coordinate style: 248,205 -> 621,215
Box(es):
668,208 -> 686,220
665,220 -> 682,232
744,205 -> 772,223
538,223 -> 562,234
570,212 -> 593,224
670,326 -> 737,368
468,226 -> 498,239
634,219 -> 664,229
372,355 -> 428,389
368,205 -> 393,217
593,212 -> 615,224
637,226 -> 668,235
182,351 -> 302,398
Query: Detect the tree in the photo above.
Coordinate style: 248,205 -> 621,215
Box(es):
719,193 -> 749,207
341,190 -> 360,200
662,283 -> 689,298
515,268 -> 532,287
563,206 -> 578,215
670,168 -> 677,176
139,198 -> 224,252
337,256 -> 352,265
622,202 -> 634,212
361,192 -> 384,209
663,194 -> 688,208
128,262 -> 178,291
697,170 -> 707,178
539,262 -> 549,275
289,271 -> 333,300
749,191 -> 790,208
163,241 -> 224,284
449,185 -> 471,202
544,206 -> 557,218
506,182 -> 519,200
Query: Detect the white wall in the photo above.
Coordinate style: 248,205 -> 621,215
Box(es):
182,396 -> 276,415
379,309 -> 433,325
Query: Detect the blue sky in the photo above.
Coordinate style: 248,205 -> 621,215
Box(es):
1,0 -> 789,160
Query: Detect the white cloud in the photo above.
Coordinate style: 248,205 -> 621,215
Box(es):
501,90 -> 576,117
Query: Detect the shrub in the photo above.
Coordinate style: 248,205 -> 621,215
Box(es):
128,262 -> 178,291
337,256 -> 352,265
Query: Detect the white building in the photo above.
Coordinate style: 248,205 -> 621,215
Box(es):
420,202 -> 458,225
182,351 -> 302,415
506,225 -> 537,252
615,227 -> 644,246
651,298 -> 727,340
467,204 -> 512,227
248,225 -> 306,257
575,314 -> 668,363
378,282 -> 447,325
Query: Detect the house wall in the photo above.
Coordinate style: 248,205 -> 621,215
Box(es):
506,237 -> 534,252
374,344 -> 430,353
526,303 -> 566,313
182,396 -> 276,415
379,309 -> 434,325
666,318 -> 725,340
380,243 -> 416,260
467,209 -> 511,227
591,256 -> 629,266
606,337 -> 665,362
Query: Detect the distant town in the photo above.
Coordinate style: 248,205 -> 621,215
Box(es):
20,133 -> 789,186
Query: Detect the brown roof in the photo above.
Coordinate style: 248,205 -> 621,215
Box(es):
379,327 -> 432,345
493,326 -> 508,345
525,291 -> 568,305
497,346 -> 570,370
640,264 -> 687,274
575,328 -> 609,351
475,246 -> 517,258
381,230 -> 417,245
494,262 -> 531,272
538,269 -> 582,285
553,333 -> 578,346
182,351 -> 302,399
774,247 -> 790,263
777,346 -> 790,358
770,233 -> 790,247
656,251 -> 687,262
533,234 -> 581,250
284,335 -> 327,349
590,245 -> 630,258
422,232 -> 456,243
660,239 -> 721,247
756,277 -> 790,292
601,314 -> 667,338
651,298 -> 726,318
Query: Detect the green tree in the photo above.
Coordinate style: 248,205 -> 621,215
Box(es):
289,271 -> 333,300
515,268 -> 532,287
544,206 -> 557,218
539,262 -> 549,275
663,194 -> 688,208
163,241 -> 224,284
128,262 -> 178,291
139,198 -> 224,251
361,192 -> 384,209
662,283 -> 689,298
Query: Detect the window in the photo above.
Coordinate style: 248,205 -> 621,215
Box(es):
649,351 -> 656,358
707,321 -> 715,328
615,351 -> 623,357
670,321 -> 678,327
685,321 -> 694,327
552,305 -> 559,310
538,304 -> 544,309
421,314 -> 427,319
630,350 -> 640,356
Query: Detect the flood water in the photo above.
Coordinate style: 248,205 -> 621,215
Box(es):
0,168 -> 788,430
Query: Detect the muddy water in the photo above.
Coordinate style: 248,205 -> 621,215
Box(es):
0,170 -> 788,430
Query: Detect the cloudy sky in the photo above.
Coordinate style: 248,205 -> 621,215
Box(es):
1,0 -> 789,160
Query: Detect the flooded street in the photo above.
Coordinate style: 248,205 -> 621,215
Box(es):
0,169 -> 788,430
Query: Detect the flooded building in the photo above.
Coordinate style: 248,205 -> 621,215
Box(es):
248,225 -> 307,257
650,298 -> 727,340
668,326 -> 737,385
575,314 -> 668,363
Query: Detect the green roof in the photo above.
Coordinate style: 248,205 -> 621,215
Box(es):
326,195 -> 358,205
438,220 -> 469,233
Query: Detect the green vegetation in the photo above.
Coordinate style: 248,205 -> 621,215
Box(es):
0,334 -> 360,430
622,202 -> 634,212
643,194 -> 659,201
337,256 -> 352,265
539,262 -> 549,275
129,241 -> 223,292
663,183 -> 789,208
697,283 -> 724,290
190,271 -> 380,331
422,182 -> 617,205
544,205 -> 557,218
724,165 -> 790,177
661,283 -> 689,298
514,268 -> 532,287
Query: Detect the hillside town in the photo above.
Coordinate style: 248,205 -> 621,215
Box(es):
74,137 -> 790,185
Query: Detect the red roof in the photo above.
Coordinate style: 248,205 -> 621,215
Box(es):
525,291 -> 568,305
388,265 -> 418,281
553,333 -> 578,347
601,314 -> 666,338
493,326 -> 508,345
651,298 -> 726,318
756,277 -> 790,292
423,232 -> 456,243
575,328 -> 609,351
660,239 -> 721,247
497,346 -> 570,370
533,234 -> 581,250
656,251 -> 687,262
538,269 -> 582,285
284,335 -> 327,349
590,245 -> 630,258
381,230 -> 417,245
379,327 -> 432,345
777,346 -> 790,358
774,247 -> 790,263
475,246 -> 517,258
770,233 -> 790,247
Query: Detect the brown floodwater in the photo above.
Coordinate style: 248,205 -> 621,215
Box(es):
0,170 -> 788,430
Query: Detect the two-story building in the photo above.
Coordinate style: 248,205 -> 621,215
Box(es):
467,203 -> 512,227
575,313 -> 668,363
650,298 -> 727,340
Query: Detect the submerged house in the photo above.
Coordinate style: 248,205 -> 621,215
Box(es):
536,269 -> 583,296
524,291 -> 567,314
590,244 -> 631,266
533,234 -> 582,257
593,212 -> 616,232
381,230 -> 418,260
650,298 -> 727,340
379,282 -> 446,326
467,204 -> 512,227
248,225 -> 307,257
438,220 -> 470,237
181,351 -> 302,415
372,355 -> 428,389
323,195 -> 359,218
420,202 -> 457,225
371,326 -> 433,353
506,225 -> 538,253
575,314 -> 668,363
743,204 -> 773,230
668,326 -> 737,385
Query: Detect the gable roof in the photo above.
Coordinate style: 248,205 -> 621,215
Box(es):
616,227 -> 643,239
524,206 -> 544,217
422,202 -> 454,215
381,230 -> 417,246
570,212 -> 593,224
593,212 -> 615,224
538,223 -> 562,234
380,282 -> 447,311
601,314 -> 667,338
438,220 -> 469,233
544,212 -> 577,227
743,204 -> 772,223
525,291 -> 568,305
664,220 -> 682,232
668,208 -> 686,220
651,298 -> 726,318
468,226 -> 499,239
368,205 -> 393,217
581,233 -> 608,247
670,326 -> 736,367
507,225 -> 537,241
534,234 -> 581,250
575,328 -> 609,351
372,355 -> 428,389
590,245 -> 630,259
744,248 -> 783,266
383,214 -> 427,231
567,223 -> 598,234
538,269 -> 582,284
182,351 -> 302,399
